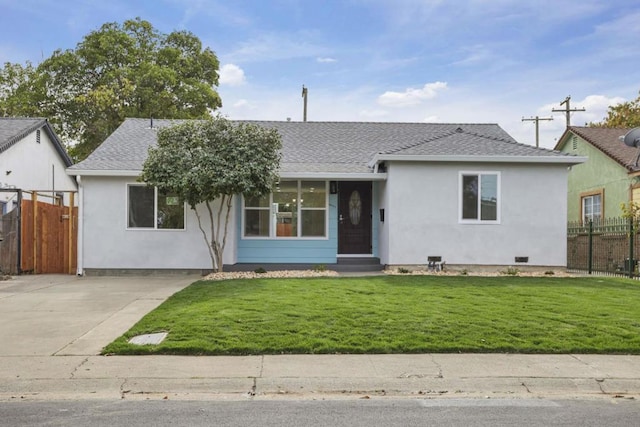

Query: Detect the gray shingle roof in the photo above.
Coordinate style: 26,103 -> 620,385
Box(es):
0,117 -> 73,166
69,118 -> 579,175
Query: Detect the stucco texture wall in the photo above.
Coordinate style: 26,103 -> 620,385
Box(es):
560,136 -> 636,221
79,176 -> 236,271
380,162 -> 569,267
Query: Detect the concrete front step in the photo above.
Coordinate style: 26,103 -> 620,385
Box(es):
336,257 -> 381,265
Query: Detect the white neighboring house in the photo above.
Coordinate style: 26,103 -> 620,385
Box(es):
67,118 -> 586,275
0,117 -> 76,212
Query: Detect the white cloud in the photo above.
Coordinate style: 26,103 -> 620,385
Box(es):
452,45 -> 493,66
224,31 -> 330,63
233,99 -> 250,108
317,57 -> 337,63
359,109 -> 389,119
219,63 -> 246,86
377,82 -> 448,107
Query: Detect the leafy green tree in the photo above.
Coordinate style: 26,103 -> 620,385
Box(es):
141,117 -> 282,272
0,18 -> 221,160
589,91 -> 640,128
0,62 -> 36,117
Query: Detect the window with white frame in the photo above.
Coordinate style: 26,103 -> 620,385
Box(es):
460,172 -> 500,223
581,193 -> 602,223
127,185 -> 185,230
243,180 -> 327,238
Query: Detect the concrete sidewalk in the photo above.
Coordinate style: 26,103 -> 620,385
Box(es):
1,275 -> 639,401
1,353 -> 640,401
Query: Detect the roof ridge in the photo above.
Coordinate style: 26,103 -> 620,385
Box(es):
381,129 -> 460,155
234,120 -> 502,126
0,116 -> 47,121
463,129 -> 566,155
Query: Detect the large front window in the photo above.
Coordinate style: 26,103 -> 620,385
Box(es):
244,180 -> 327,238
460,172 -> 500,223
127,185 -> 185,230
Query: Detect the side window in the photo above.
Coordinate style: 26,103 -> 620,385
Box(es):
128,186 -> 154,228
128,185 -> 185,230
274,181 -> 298,237
581,191 -> 602,223
460,172 -> 500,223
244,195 -> 270,237
300,181 -> 326,237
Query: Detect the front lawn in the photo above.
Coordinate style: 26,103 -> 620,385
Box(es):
103,275 -> 640,355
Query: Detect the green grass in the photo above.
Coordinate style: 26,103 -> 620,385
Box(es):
103,275 -> 640,355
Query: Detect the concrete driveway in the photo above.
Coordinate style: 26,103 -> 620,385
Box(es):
0,274 -> 196,356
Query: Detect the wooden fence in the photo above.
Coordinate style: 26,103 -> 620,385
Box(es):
20,193 -> 77,274
0,208 -> 20,275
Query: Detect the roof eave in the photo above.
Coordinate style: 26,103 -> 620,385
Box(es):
66,169 -> 390,181
368,154 -> 587,167
42,122 -> 73,167
66,169 -> 142,177
0,119 -> 73,167
279,172 -> 387,181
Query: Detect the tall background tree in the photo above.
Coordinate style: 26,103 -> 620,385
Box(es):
589,91 -> 640,128
141,117 -> 282,272
0,18 -> 221,160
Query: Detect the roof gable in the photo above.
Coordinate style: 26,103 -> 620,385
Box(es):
0,117 -> 73,167
556,126 -> 636,172
69,118 -> 582,176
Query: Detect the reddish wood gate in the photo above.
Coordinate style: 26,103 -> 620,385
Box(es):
21,193 -> 77,274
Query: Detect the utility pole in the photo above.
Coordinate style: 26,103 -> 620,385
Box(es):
551,95 -> 585,127
522,116 -> 553,147
302,85 -> 308,122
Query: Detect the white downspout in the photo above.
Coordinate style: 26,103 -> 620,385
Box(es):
76,175 -> 84,275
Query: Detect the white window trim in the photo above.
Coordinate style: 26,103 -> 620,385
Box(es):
458,171 -> 501,224
126,184 -> 187,231
242,180 -> 329,240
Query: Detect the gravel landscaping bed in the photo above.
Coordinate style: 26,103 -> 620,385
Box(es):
202,270 -> 340,281
201,268 -> 576,281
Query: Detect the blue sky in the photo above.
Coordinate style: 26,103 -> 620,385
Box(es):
1,0 -> 639,149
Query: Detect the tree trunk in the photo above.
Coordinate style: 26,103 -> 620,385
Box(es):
192,204 -> 217,272
192,196 -> 234,273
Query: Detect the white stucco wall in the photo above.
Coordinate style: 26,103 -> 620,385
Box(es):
0,127 -> 77,207
79,176 -> 237,271
376,180 -> 390,264
379,162 -> 569,267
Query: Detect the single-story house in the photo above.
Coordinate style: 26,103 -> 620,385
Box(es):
0,117 -> 76,212
67,118 -> 585,274
554,126 -> 636,222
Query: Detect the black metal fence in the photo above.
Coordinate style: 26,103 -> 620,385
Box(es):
567,217 -> 639,277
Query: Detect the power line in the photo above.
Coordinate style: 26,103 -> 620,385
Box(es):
522,116 -> 553,147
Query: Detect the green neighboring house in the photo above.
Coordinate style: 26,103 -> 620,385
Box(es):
555,126 -> 637,222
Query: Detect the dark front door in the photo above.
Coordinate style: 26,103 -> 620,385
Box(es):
338,182 -> 372,254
